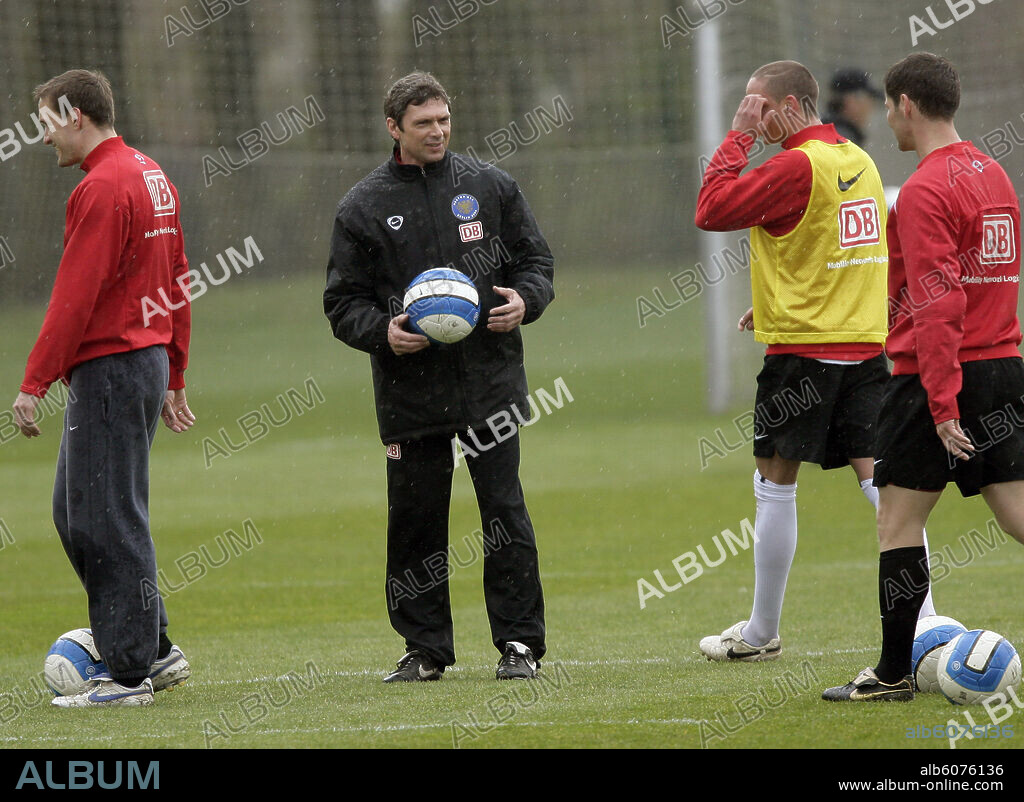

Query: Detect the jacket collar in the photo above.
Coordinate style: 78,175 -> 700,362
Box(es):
387,144 -> 452,181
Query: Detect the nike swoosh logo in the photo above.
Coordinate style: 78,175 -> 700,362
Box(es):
418,665 -> 437,678
88,688 -> 146,702
849,685 -> 909,700
726,645 -> 779,659
838,168 -> 866,191
69,426 -> 78,431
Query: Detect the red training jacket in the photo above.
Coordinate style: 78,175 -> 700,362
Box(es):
886,140 -> 1022,424
22,137 -> 190,397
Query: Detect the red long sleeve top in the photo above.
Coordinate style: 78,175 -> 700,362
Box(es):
696,123 -> 882,360
885,140 -> 1022,423
22,137 -> 190,398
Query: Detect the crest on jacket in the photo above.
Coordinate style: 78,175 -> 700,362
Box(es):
451,194 -> 479,221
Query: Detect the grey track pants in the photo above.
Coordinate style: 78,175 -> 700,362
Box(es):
52,345 -> 170,680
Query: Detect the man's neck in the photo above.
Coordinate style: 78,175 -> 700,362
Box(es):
914,121 -> 960,161
79,128 -> 118,164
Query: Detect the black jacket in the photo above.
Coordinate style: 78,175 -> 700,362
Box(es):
324,149 -> 555,442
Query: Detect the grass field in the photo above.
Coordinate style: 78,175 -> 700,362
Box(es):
1,267 -> 1022,753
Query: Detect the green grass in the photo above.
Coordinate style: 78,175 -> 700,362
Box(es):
1,268 -> 1022,751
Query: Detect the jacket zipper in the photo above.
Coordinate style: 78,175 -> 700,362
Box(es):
421,164 -> 474,429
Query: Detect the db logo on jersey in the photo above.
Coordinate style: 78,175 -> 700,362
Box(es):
838,198 -> 880,249
459,221 -> 483,242
981,214 -> 1016,264
143,170 -> 175,217
386,443 -> 401,460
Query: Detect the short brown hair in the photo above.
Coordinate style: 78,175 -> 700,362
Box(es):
885,53 -> 959,121
384,72 -> 450,129
751,60 -> 818,115
33,69 -> 116,128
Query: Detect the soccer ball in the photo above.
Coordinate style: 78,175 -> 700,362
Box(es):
44,628 -> 108,696
912,615 -> 967,693
403,268 -> 480,344
937,629 -> 1022,705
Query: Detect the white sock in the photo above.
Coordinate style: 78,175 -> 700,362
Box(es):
861,478 -> 936,618
918,529 -> 937,618
859,477 -> 879,510
742,470 -> 797,647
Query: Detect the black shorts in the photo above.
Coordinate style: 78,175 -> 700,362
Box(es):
753,353 -> 889,470
873,357 -> 1024,497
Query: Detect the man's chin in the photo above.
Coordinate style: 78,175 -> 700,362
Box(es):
422,145 -> 447,163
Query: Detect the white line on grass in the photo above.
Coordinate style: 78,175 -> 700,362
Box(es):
201,656 -> 676,687
1,716 -> 709,745
174,650 -> 876,689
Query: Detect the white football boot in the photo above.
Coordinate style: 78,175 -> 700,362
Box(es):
149,645 -> 191,691
52,677 -> 154,708
699,620 -> 782,662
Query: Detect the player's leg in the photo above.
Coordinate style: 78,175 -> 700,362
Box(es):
872,485 -> 941,682
979,481 -> 1024,546
738,453 -> 800,649
61,347 -> 166,690
824,372 -> 946,700
701,355 -> 836,661
52,410 -> 81,580
838,355 -> 937,617
850,454 -> 937,617
384,432 -> 456,674
462,427 -> 545,674
973,360 -> 1024,547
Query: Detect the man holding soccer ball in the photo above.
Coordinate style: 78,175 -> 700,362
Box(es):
824,53 -> 1024,702
11,70 -> 193,707
324,72 -> 554,682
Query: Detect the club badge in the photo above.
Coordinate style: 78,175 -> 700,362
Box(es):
451,194 -> 479,221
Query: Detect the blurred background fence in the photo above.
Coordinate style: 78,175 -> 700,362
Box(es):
2,0 -> 1023,402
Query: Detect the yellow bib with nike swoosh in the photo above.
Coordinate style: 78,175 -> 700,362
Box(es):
750,139 -> 889,345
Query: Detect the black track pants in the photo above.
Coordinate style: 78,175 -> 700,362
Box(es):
384,429 -> 546,667
52,346 -> 169,680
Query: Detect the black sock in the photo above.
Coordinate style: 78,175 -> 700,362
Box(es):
158,633 -> 173,660
118,675 -> 148,688
874,546 -> 929,684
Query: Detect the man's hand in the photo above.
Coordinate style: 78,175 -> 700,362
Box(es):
488,287 -> 525,332
12,391 -> 42,438
729,94 -> 782,142
737,307 -> 754,332
732,94 -> 766,136
936,419 -> 974,461
389,314 -> 430,355
161,389 -> 196,433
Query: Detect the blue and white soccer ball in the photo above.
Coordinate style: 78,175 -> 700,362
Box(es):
937,629 -> 1022,705
403,268 -> 480,344
912,615 -> 967,693
44,628 -> 108,696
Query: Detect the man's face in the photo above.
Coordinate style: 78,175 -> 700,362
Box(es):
885,94 -> 913,152
842,90 -> 878,129
387,98 -> 451,167
745,78 -> 793,144
38,98 -> 82,167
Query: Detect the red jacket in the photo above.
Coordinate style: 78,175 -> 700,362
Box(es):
22,137 -> 190,397
886,141 -> 1022,423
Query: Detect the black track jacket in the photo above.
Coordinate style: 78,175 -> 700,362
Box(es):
324,148 -> 555,443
